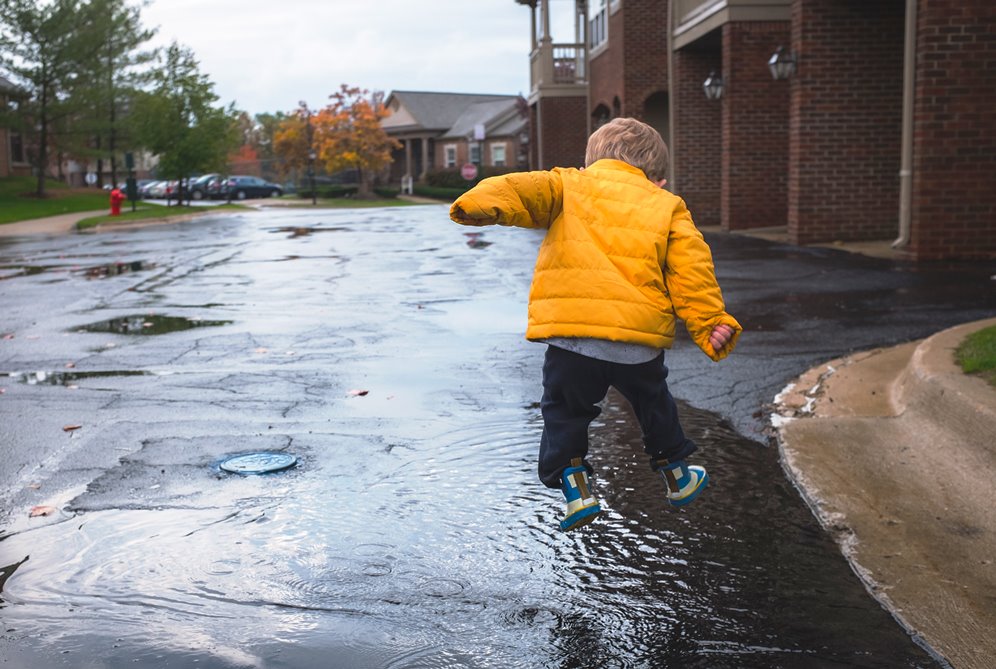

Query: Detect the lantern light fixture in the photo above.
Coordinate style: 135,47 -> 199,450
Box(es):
703,71 -> 724,100
768,46 -> 797,80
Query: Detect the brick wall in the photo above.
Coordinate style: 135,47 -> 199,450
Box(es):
723,22 -> 791,230
673,48 -> 722,227
590,6 -> 626,119
908,0 -> 996,260
538,96 -> 588,169
622,0 -> 670,119
789,0 -> 905,245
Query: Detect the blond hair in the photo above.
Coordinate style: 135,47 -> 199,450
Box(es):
584,117 -> 669,182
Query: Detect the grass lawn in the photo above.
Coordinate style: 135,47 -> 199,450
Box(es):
956,325 -> 996,387
0,176 -> 109,224
2,176 -> 439,227
75,203 -> 249,230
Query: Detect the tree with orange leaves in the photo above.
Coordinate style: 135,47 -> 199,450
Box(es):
272,102 -> 312,179
313,85 -> 399,197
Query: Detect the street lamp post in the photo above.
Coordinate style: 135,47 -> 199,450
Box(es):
308,150 -> 317,206
301,100 -> 317,206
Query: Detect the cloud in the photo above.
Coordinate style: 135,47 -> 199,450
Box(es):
142,0 -> 533,114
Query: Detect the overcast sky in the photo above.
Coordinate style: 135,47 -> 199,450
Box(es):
141,0 -> 579,116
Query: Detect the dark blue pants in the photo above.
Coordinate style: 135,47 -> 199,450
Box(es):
538,345 -> 696,489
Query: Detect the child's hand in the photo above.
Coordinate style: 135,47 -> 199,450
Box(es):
708,324 -> 736,355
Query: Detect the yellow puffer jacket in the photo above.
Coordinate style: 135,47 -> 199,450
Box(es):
450,159 -> 741,361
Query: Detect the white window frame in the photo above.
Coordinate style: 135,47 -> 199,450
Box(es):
444,144 -> 457,168
491,142 -> 507,167
589,0 -> 608,52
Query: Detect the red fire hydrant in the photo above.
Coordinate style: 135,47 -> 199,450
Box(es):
109,187 -> 125,216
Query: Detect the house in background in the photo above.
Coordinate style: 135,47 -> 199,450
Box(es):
0,74 -> 29,179
515,0 -> 995,261
381,91 -> 528,186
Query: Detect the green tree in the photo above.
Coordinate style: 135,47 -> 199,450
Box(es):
131,42 -> 238,205
254,111 -> 286,164
0,0 -> 96,197
74,0 -> 157,186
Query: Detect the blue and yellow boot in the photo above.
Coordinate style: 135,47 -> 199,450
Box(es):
560,458 -> 601,531
655,459 -> 708,507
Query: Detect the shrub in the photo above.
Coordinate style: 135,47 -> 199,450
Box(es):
373,186 -> 400,199
423,166 -> 517,190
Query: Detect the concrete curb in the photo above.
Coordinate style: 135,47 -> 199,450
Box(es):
772,317 -> 996,669
895,317 -> 996,448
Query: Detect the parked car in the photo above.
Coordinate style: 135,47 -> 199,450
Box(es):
221,175 -> 283,200
144,180 -> 169,199
189,173 -> 223,200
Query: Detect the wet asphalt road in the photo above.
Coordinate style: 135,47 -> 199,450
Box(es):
0,206 -> 993,668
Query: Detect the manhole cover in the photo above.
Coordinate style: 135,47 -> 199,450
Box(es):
219,452 -> 297,474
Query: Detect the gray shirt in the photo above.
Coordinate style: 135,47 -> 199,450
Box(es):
544,337 -> 661,364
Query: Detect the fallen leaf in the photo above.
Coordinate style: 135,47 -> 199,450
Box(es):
253,347 -> 268,354
0,388 -> 6,394
29,505 -> 57,517
285,350 -> 296,356
27,483 -> 41,490
2,334 -> 13,340
66,385 -> 79,390
142,322 -> 154,328
348,389 -> 369,397
65,362 -> 76,369
63,424 -> 82,432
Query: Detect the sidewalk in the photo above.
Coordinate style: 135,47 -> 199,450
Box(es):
0,205 -> 241,238
773,317 -> 996,669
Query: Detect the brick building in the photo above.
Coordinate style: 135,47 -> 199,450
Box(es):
515,0 -> 996,260
381,91 -> 528,186
0,75 -> 29,179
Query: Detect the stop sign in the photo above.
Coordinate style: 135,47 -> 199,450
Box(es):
461,163 -> 478,181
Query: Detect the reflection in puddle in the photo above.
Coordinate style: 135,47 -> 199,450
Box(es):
9,370 -> 153,385
0,265 -> 52,281
83,260 -> 155,278
270,226 -> 347,238
77,314 -> 233,335
464,232 -> 492,249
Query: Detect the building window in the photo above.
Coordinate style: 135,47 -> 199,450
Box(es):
589,0 -> 608,50
491,143 -> 506,167
445,144 -> 457,167
9,132 -> 24,163
469,142 -> 481,165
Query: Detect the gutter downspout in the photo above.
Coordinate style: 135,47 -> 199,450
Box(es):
894,0 -> 917,249
582,1 -> 591,143
666,0 -> 677,190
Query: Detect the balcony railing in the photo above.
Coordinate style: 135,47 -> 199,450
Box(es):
530,41 -> 587,89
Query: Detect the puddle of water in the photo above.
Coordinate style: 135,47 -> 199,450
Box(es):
0,401 -> 942,668
76,314 -> 233,335
464,232 -> 492,249
8,369 -> 153,385
82,260 -> 155,279
0,265 -> 56,281
270,226 -> 348,238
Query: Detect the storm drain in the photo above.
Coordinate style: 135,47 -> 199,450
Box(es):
219,452 -> 297,475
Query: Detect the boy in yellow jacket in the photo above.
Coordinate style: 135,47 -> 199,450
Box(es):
450,118 -> 741,531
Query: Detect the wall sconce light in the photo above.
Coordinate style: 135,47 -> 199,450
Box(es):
768,46 -> 797,80
703,71 -> 724,100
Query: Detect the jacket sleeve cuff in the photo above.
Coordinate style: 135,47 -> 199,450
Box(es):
687,314 -> 742,362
